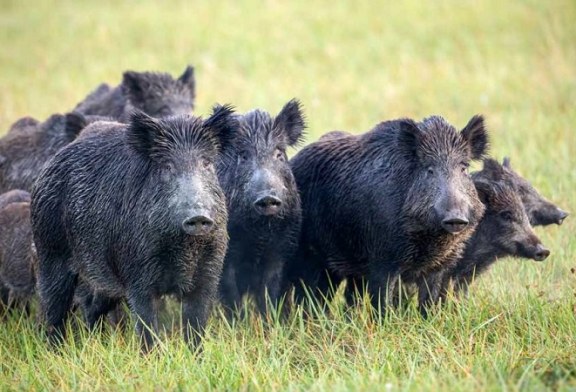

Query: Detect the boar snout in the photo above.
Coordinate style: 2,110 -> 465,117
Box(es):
441,216 -> 469,234
533,244 -> 550,261
254,194 -> 283,216
182,214 -> 214,236
557,209 -> 569,225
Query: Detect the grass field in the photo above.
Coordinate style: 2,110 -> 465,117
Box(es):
1,0 -> 575,390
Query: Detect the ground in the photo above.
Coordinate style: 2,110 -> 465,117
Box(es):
0,0 -> 575,390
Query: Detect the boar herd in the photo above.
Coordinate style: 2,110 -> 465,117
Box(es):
0,65 -> 568,351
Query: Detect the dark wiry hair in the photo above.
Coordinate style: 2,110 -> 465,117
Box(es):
126,105 -> 236,161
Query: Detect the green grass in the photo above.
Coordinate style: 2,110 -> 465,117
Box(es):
1,0 -> 575,390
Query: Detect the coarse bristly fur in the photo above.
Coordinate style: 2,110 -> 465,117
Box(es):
283,115 -> 489,315
6,116 -> 40,136
0,113 -> 86,194
217,99 -> 305,317
474,157 -> 568,226
73,65 -> 196,121
31,106 -> 236,351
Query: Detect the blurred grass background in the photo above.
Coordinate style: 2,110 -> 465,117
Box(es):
0,0 -> 575,390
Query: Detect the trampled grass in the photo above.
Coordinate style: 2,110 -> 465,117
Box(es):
0,0 -> 575,390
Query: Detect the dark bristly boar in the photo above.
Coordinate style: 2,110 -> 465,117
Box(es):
0,200 -> 35,311
31,108 -> 235,351
74,65 -> 196,121
475,157 -> 568,226
0,113 -> 86,193
442,173 -> 550,297
218,99 -> 305,316
284,115 -> 489,313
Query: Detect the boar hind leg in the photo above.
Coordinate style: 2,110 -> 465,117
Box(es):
84,293 -> 120,330
344,277 -> 368,308
219,263 -> 241,319
37,254 -> 77,344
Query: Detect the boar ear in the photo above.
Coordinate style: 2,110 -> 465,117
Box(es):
122,71 -> 147,105
126,111 -> 163,156
397,119 -> 421,158
481,158 -> 505,181
274,99 -> 306,146
474,179 -> 494,205
204,104 -> 237,151
502,156 -> 511,168
64,112 -> 88,140
178,66 -> 195,89
461,115 -> 489,160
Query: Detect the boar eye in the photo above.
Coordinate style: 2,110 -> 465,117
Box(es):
275,148 -> 286,162
201,158 -> 211,168
500,211 -> 514,221
239,151 -> 250,162
426,167 -> 434,176
164,162 -> 175,173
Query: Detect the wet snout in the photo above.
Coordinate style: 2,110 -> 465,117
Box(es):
435,184 -> 472,234
556,209 -> 569,225
250,168 -> 286,217
518,233 -> 550,262
533,244 -> 550,261
441,216 -> 469,234
254,195 -> 283,216
181,213 -> 214,236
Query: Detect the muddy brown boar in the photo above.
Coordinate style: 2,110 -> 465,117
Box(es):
218,99 -> 305,316
0,200 -> 35,312
441,171 -> 550,298
31,108 -> 235,351
0,113 -> 86,193
74,66 -> 195,121
475,157 -> 568,226
284,115 -> 489,313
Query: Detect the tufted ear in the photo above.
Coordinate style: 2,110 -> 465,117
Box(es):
396,119 -> 421,159
480,158 -> 506,181
502,156 -> 511,169
474,178 -> 495,205
461,115 -> 489,160
122,71 -> 148,105
64,112 -> 88,140
126,110 -> 164,157
178,65 -> 195,89
273,99 -> 306,146
203,104 -> 238,151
